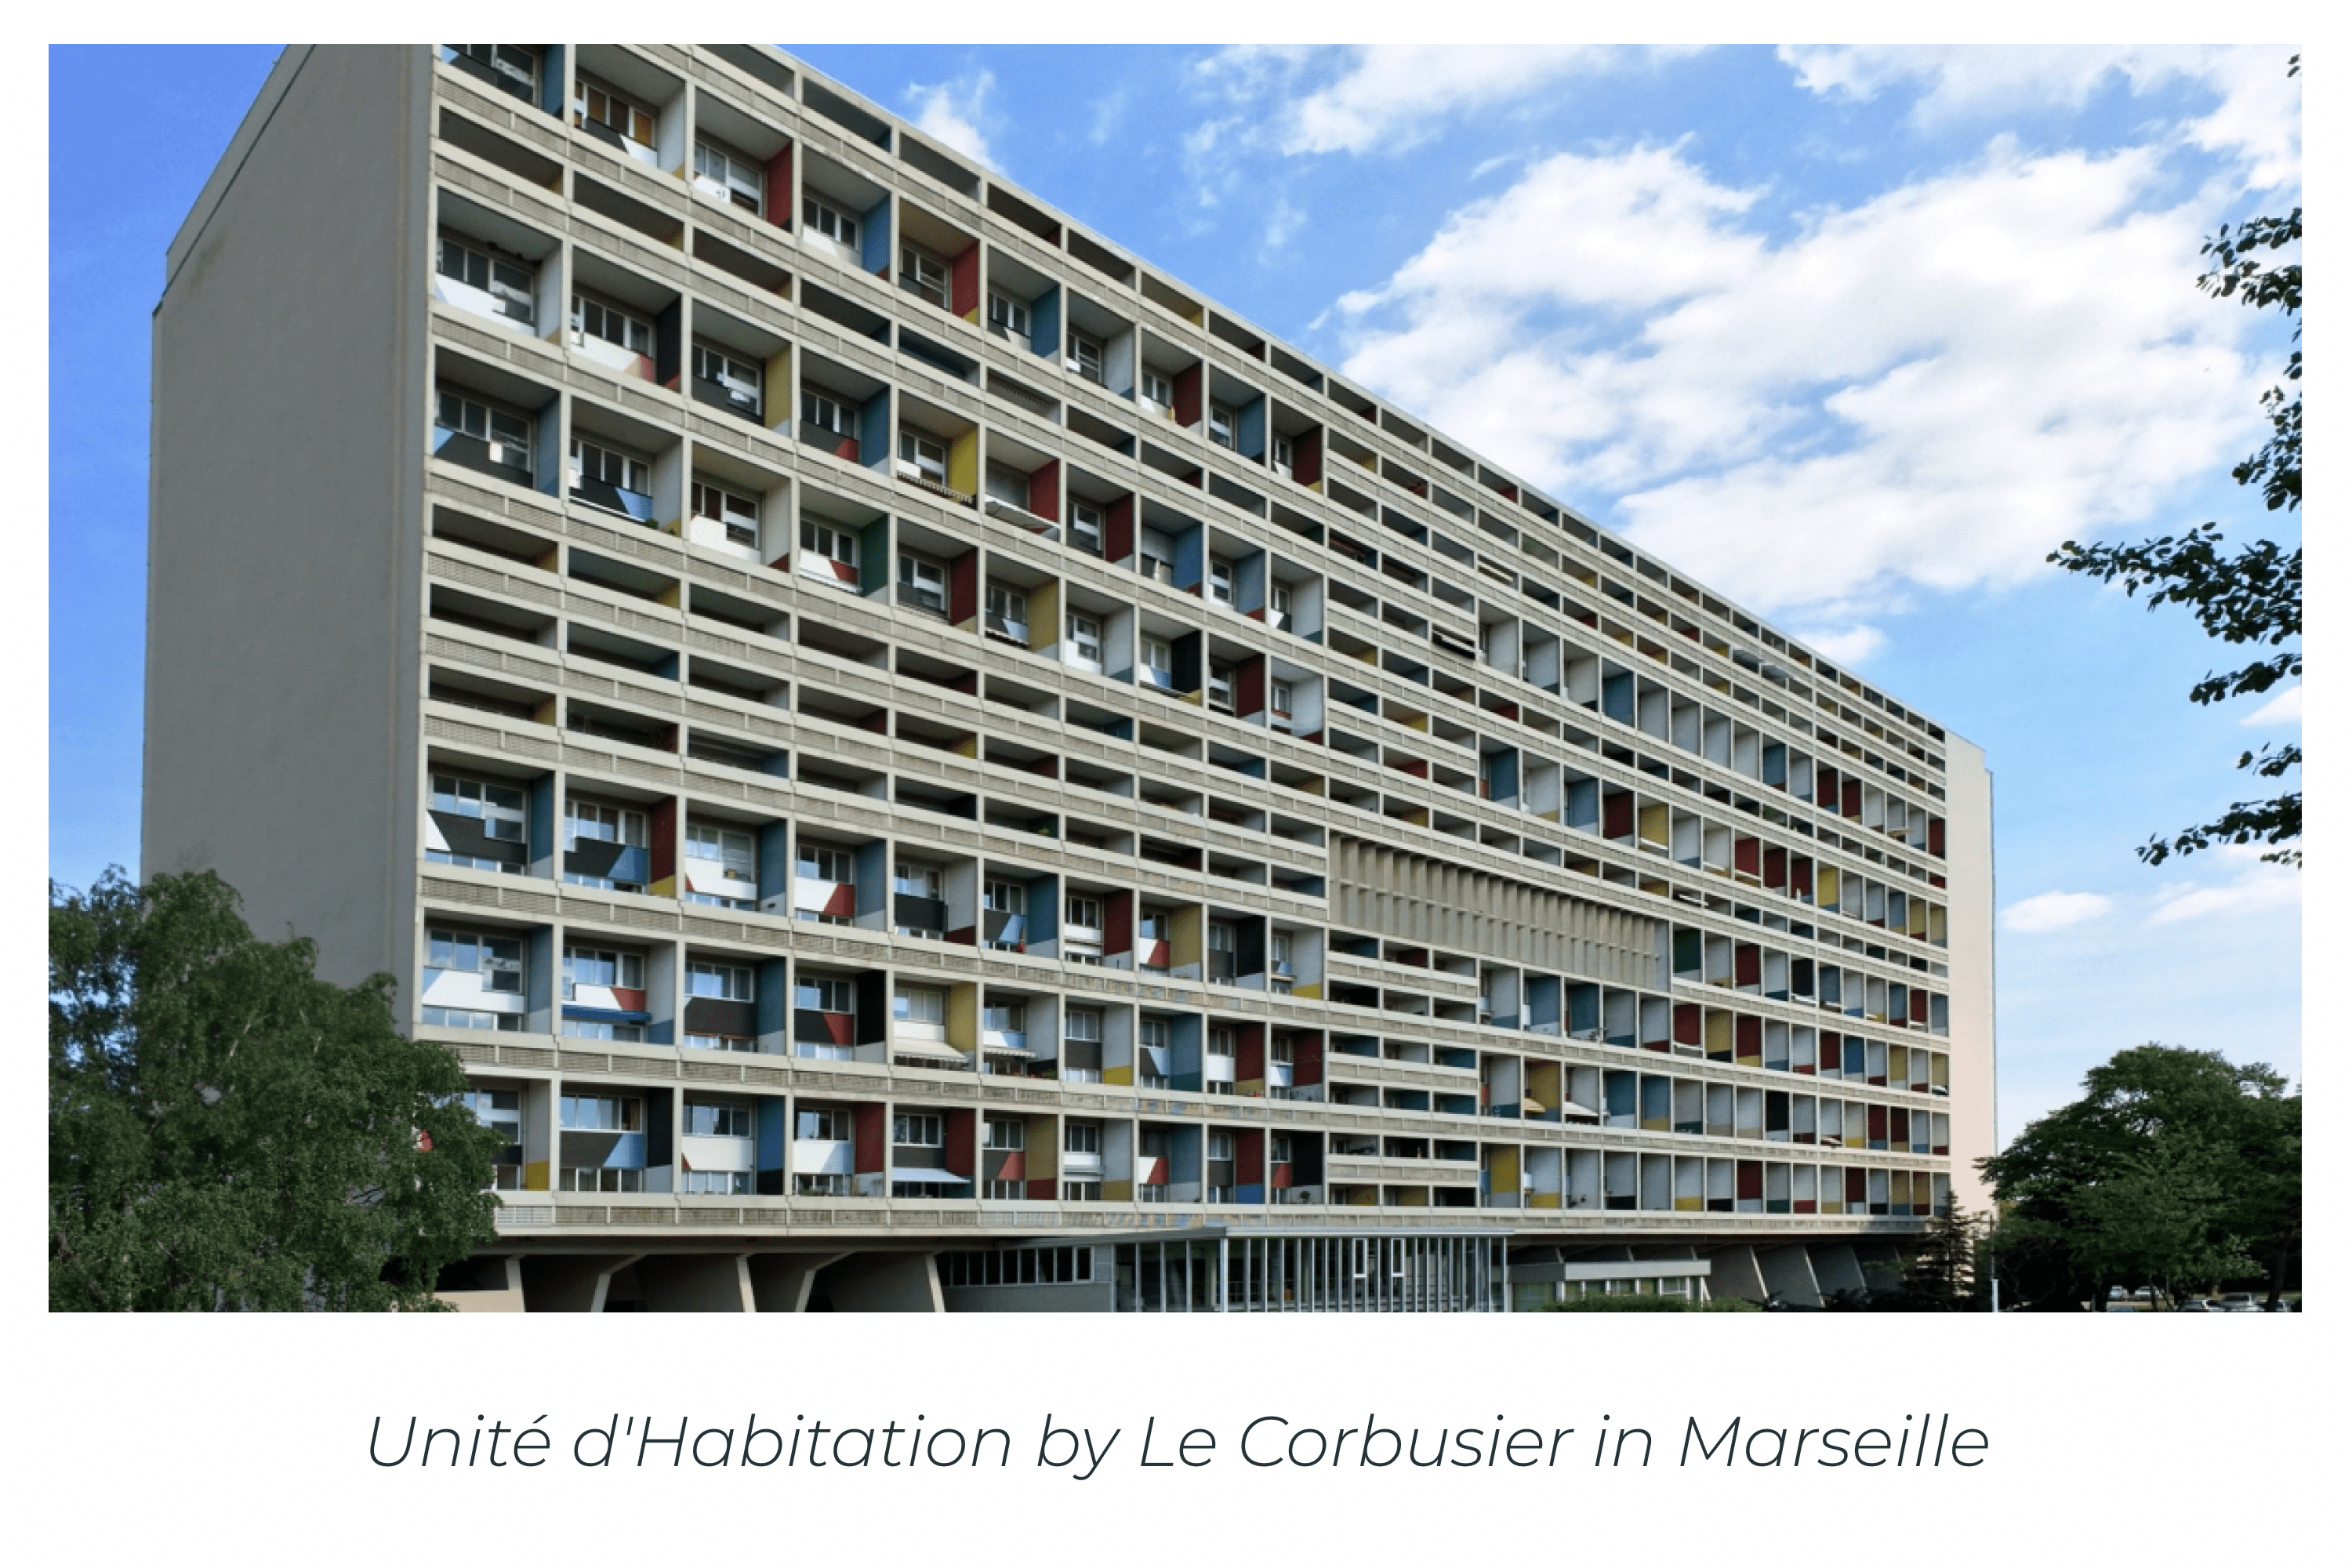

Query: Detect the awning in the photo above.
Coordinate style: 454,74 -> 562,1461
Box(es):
562,1006 -> 652,1025
887,1168 -> 971,1186
1559,1100 -> 1602,1120
888,1037 -> 969,1062
982,1043 -> 1038,1058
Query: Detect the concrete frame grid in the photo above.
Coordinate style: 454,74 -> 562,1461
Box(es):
143,44 -> 1995,1313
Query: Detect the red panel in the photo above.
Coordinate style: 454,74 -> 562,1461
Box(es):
1027,1175 -> 1057,1202
1842,779 -> 1862,818
764,143 -> 793,228
1794,1199 -> 1817,1214
1735,1015 -> 1762,1058
1911,987 -> 1929,1025
1294,429 -> 1323,486
650,797 -> 677,885
1237,1025 -> 1265,1081
1236,655 -> 1265,717
833,434 -> 860,463
824,1011 -> 854,1046
1238,1127 -> 1265,1175
1106,495 -> 1135,563
1174,364 -> 1203,428
1027,459 -> 1058,519
1846,1168 -> 1868,1203
946,1109 -> 977,1178
996,1150 -> 1025,1182
1889,1108 -> 1910,1145
1929,816 -> 1946,857
1673,1003 -> 1701,1046
1737,1161 -> 1762,1200
1293,1032 -> 1324,1087
854,1103 -> 887,1174
1763,846 -> 1786,887
1793,857 -> 1813,897
949,242 -> 981,318
949,550 -> 978,625
1817,765 -> 1838,807
1602,792 -> 1633,840
1734,944 -> 1761,987
859,710 -> 888,734
822,884 -> 856,918
1105,891 -> 1133,959
1734,837 -> 1761,877
611,988 -> 647,1012
1820,1031 -> 1842,1069
1867,1105 -> 1888,1141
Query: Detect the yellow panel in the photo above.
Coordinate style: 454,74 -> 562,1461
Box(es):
1348,1186 -> 1378,1207
1642,1117 -> 1670,1132
1527,1060 -> 1562,1109
1705,1012 -> 1732,1052
1888,1045 -> 1910,1083
648,876 -> 677,898
1290,983 -> 1322,1000
1104,1064 -> 1133,1087
1172,905 -> 1203,971
532,697 -> 558,725
656,581 -> 683,609
948,429 -> 980,497
947,982 -> 978,1051
763,347 -> 791,426
524,1161 -> 550,1192
1103,1179 -> 1134,1202
1490,1147 -> 1520,1190
1029,580 -> 1061,652
1674,1196 -> 1703,1212
1392,1187 -> 1428,1207
1817,866 -> 1840,907
952,735 -> 980,757
1638,804 -> 1669,844
1531,1192 -> 1561,1210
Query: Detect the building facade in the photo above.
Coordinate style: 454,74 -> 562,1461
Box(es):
144,45 -> 1995,1312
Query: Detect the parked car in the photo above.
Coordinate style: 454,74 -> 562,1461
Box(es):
2104,1303 -> 2140,1313
2261,1298 -> 2296,1312
2176,1298 -> 2219,1312
2216,1293 -> 2262,1312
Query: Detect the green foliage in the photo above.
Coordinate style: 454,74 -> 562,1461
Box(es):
49,869 -> 502,1311
1979,1044 -> 2299,1310
1904,1204 -> 1985,1308
2048,57 -> 2300,867
1537,1292 -> 1759,1312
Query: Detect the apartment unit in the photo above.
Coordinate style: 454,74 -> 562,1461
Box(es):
144,45 -> 1994,1313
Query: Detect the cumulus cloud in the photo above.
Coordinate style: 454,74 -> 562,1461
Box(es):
2240,685 -> 2302,726
1196,45 -> 1694,157
2147,844 -> 2302,925
1329,138 -> 2270,629
1778,45 -> 2301,188
906,72 -> 998,169
2002,891 -> 2114,933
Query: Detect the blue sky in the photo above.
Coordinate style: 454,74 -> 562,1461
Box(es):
48,45 -> 2302,1136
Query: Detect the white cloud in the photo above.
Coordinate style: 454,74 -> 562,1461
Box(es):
2147,844 -> 2302,924
1330,138 -> 2271,626
1791,625 -> 1885,667
1779,45 -> 2301,187
2002,891 -> 2114,933
2240,685 -> 2302,726
906,72 -> 998,169
1262,197 -> 1305,254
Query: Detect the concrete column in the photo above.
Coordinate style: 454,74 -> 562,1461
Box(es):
1756,1243 -> 1823,1308
637,1254 -> 757,1312
746,1252 -> 848,1312
1812,1243 -> 1868,1299
819,1250 -> 944,1312
520,1254 -> 645,1312
1707,1244 -> 1769,1304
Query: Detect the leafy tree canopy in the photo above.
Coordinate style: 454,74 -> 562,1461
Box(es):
49,869 -> 501,1310
2049,56 -> 2300,866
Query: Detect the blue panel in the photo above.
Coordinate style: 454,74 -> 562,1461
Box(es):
1168,1123 -> 1203,1185
1027,872 -> 1058,947
757,1098 -> 786,1171
855,839 -> 889,920
1844,1039 -> 1866,1076
1236,395 -> 1266,460
537,46 -> 566,115
606,1131 -> 647,1170
1568,982 -> 1601,1035
1029,284 -> 1061,359
525,926 -> 554,1033
1526,974 -> 1562,1029
759,822 -> 789,904
609,845 -> 651,884
563,1006 -> 653,1024
534,401 -> 563,495
528,775 -> 556,872
1169,1013 -> 1203,1092
757,957 -> 788,1044
1603,1073 -> 1635,1116
1235,550 -> 1268,615
1487,749 -> 1519,801
859,196 -> 892,276
1566,776 -> 1599,829
858,388 -> 891,471
1236,1182 -> 1266,1206
1173,522 -> 1206,593
1602,671 -> 1635,724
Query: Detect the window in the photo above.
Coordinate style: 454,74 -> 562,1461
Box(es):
687,959 -> 753,1002
982,1002 -> 1026,1035
1208,401 -> 1237,448
796,976 -> 853,1014
983,1179 -> 1025,1201
684,1102 -> 753,1138
427,928 -> 523,993
803,194 -> 859,249
796,1172 -> 848,1196
1064,895 -> 1103,935
897,552 -> 948,615
1271,433 -> 1294,476
1065,612 -> 1103,670
1207,664 -> 1238,716
684,823 -> 757,909
1064,1122 -> 1100,1154
897,430 -> 950,487
1139,528 -> 1177,585
800,391 -> 860,440
681,1170 -> 752,1195
1068,500 -> 1105,555
1138,1184 -> 1170,1204
573,74 -> 657,154
421,1004 -> 521,1033
566,797 -> 645,850
894,985 -> 946,1026
797,844 -> 853,883
895,861 -> 942,897
437,237 -> 535,325
693,139 -> 763,213
571,437 -> 651,501
692,343 -> 763,416
1138,1016 -> 1171,1087
1208,555 -> 1236,604
560,1093 -> 641,1131
798,1108 -> 849,1141
442,44 -> 538,101
1140,636 -> 1174,688
982,1120 -> 1025,1151
691,481 -> 760,550
1270,931 -> 1295,993
563,945 -> 643,997
571,294 -> 653,358
893,1113 -> 945,1146
1271,1134 -> 1293,1163
987,292 -> 1029,338
561,1167 -> 645,1193
686,1033 -> 757,1053
1066,328 -> 1104,384
1208,1131 -> 1236,1161
1141,370 -> 1174,411
434,392 -> 532,474
426,775 -> 527,871
1062,1180 -> 1102,1202
1270,1032 -> 1295,1064
899,245 -> 949,308
1269,581 -> 1294,627
985,583 -> 1029,641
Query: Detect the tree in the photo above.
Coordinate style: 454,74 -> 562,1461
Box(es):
1978,1045 -> 2299,1309
2049,56 -> 2300,867
1904,1203 -> 1984,1308
49,869 -> 502,1310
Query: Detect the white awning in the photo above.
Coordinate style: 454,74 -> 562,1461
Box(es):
889,1038 -> 969,1062
887,1168 -> 971,1186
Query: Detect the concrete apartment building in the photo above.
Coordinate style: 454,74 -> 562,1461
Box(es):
143,45 -> 1995,1312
